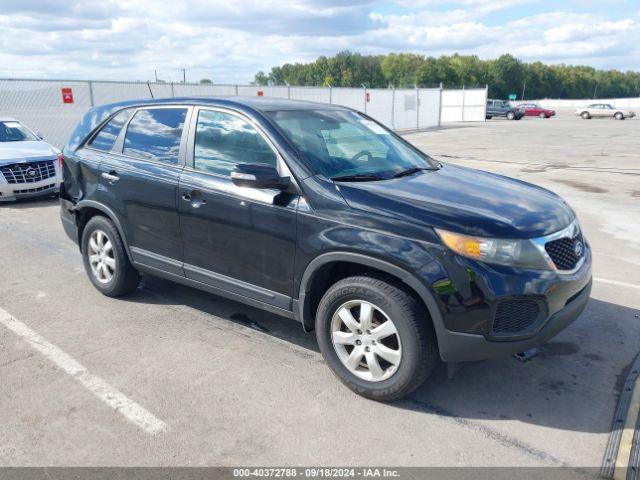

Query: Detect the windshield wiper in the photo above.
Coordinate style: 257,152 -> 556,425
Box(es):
331,173 -> 386,182
392,167 -> 435,178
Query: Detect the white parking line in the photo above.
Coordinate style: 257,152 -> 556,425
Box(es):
0,307 -> 167,435
594,277 -> 640,291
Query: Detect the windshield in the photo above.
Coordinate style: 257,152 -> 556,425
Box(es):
0,121 -> 38,142
267,109 -> 438,180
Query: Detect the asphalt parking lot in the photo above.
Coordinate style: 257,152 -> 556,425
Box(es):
1,111 -> 638,469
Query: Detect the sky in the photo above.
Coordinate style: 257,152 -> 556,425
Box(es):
1,0 -> 638,83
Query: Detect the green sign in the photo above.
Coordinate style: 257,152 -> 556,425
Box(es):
508,93 -> 517,100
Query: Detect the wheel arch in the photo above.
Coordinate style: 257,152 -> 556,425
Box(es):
75,200 -> 134,263
295,252 -> 445,343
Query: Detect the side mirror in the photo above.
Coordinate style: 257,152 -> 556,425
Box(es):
231,163 -> 289,190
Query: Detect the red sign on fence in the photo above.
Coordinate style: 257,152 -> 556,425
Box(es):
61,87 -> 74,104
257,90 -> 264,96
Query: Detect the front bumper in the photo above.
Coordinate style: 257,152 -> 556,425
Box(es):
0,176 -> 61,202
437,277 -> 591,362
422,239 -> 592,363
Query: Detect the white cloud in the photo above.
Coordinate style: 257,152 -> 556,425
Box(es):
0,0 -> 637,83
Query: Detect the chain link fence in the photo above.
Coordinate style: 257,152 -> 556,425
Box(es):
0,79 -> 487,148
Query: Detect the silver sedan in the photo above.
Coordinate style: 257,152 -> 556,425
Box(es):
575,103 -> 636,120
0,118 -> 62,202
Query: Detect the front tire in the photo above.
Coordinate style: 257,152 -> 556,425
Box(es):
539,112 -> 547,119
614,112 -> 624,120
506,112 -> 515,120
581,111 -> 590,119
315,276 -> 438,401
81,216 -> 140,297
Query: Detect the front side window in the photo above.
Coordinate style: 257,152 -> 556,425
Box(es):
193,110 -> 277,176
123,108 -> 187,164
268,109 -> 438,179
89,109 -> 133,151
0,121 -> 38,142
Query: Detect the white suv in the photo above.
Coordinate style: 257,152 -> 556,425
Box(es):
0,118 -> 62,202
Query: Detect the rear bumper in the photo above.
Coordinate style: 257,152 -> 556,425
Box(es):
438,278 -> 591,362
60,197 -> 79,245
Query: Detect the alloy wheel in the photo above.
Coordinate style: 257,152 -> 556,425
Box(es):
330,300 -> 402,382
88,229 -> 116,284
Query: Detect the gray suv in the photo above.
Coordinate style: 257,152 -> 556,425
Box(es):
486,100 -> 524,120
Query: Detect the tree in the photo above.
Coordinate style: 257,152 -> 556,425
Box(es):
199,78 -> 213,84
252,52 -> 640,99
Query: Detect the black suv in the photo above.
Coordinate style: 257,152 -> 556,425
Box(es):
60,97 -> 592,400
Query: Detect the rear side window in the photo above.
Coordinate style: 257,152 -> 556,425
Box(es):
89,109 -> 133,151
193,110 -> 277,176
123,108 -> 187,164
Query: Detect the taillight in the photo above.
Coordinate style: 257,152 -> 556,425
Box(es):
57,153 -> 63,170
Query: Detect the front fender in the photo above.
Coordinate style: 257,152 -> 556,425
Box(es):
295,251 -> 447,351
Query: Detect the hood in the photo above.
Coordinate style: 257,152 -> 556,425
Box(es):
336,164 -> 575,239
0,141 -> 59,164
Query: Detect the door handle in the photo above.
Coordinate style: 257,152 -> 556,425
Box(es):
101,171 -> 119,183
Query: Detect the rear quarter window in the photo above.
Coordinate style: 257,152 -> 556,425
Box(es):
123,108 -> 187,164
88,109 -> 133,152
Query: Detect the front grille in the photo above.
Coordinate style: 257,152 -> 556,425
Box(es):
1,160 -> 56,184
545,232 -> 584,271
13,183 -> 55,195
492,299 -> 541,337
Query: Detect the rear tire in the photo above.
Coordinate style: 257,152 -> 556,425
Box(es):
81,216 -> 140,297
315,276 -> 438,401
581,111 -> 590,119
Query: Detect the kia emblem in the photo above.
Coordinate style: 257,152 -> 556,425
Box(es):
574,241 -> 583,257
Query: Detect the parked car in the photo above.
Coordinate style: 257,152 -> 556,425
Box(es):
60,97 -> 592,401
516,103 -> 556,118
576,104 -> 636,120
486,100 -> 524,120
0,117 -> 62,202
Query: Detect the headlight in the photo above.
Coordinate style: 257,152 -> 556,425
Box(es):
435,229 -> 551,270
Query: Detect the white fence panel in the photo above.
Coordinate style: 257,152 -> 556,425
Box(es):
331,88 -> 365,111
91,82 -> 153,105
173,83 -> 236,96
393,89 -> 418,131
289,87 -> 330,104
462,88 -> 487,121
0,79 -> 91,149
441,90 -> 464,122
364,89 -> 394,129
441,88 -> 487,122
418,89 -> 441,129
237,85 -> 289,98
